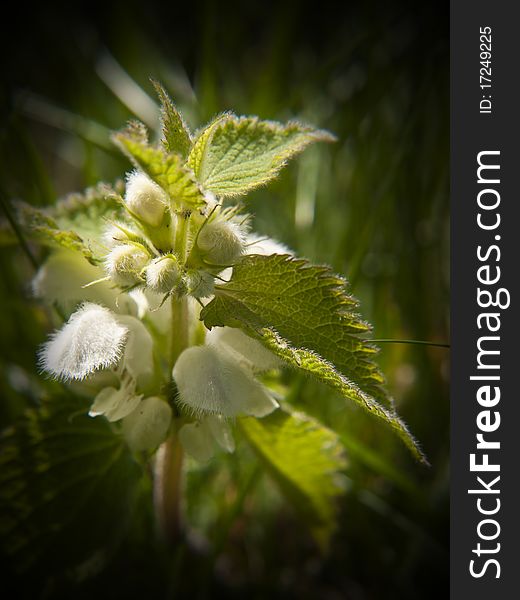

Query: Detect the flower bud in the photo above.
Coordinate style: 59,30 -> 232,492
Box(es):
145,256 -> 182,294
185,269 -> 215,299
124,171 -> 167,227
122,396 -> 172,451
197,220 -> 245,265
103,221 -> 141,248
105,244 -> 149,287
172,345 -> 278,417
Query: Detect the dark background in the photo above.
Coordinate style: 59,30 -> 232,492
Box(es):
1,1 -> 449,598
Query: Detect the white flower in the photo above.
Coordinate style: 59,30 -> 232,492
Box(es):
89,376 -> 142,421
116,315 -> 155,383
245,233 -> 292,256
32,250 -> 119,310
122,396 -> 172,451
124,170 -> 168,227
206,327 -> 280,372
179,415 -> 235,462
172,345 -> 278,418
39,303 -> 129,381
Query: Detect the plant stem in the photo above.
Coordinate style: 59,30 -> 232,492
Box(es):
170,295 -> 190,371
154,422 -> 184,544
155,207 -> 195,544
156,292 -> 190,544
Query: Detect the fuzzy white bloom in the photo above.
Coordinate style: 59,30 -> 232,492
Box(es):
105,243 -> 149,287
122,396 -> 172,451
145,256 -> 181,294
89,377 -> 142,421
197,219 -> 246,265
124,171 -> 168,227
179,415 -> 235,462
206,327 -> 280,372
116,315 -> 155,383
39,303 -> 128,381
172,345 -> 278,418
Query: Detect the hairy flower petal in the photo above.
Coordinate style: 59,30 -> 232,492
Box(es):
39,303 -> 128,380
172,345 -> 278,417
116,315 -> 154,382
206,326 -> 281,372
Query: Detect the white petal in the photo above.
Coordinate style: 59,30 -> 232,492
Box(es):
205,414 -> 235,453
245,233 -> 292,256
89,381 -> 142,422
39,303 -> 128,380
178,422 -> 215,462
116,315 -> 154,382
172,346 -> 278,418
127,288 -> 150,319
206,327 -> 281,372
32,250 -> 118,310
122,396 -> 172,451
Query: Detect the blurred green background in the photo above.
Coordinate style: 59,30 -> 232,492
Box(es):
1,1 -> 449,598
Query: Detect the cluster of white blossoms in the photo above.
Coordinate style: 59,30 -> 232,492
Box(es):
36,169 -> 291,458
101,171 -> 249,300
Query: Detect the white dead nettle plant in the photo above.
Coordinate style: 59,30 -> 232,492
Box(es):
27,82 -> 425,545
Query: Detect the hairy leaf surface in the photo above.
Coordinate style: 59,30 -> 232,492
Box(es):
152,81 -> 192,157
188,114 -> 335,197
201,255 -> 426,463
113,128 -> 205,209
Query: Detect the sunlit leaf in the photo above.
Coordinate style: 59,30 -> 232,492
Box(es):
239,409 -> 347,547
188,114 -> 335,197
151,80 -> 192,157
201,254 -> 426,463
113,126 -> 205,209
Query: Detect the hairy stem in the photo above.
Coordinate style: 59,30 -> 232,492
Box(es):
156,292 -> 190,544
170,295 -> 190,371
155,205 -> 197,544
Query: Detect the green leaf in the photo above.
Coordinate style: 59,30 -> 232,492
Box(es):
238,409 -> 347,547
187,114 -> 335,197
14,183 -> 124,264
201,255 -> 426,464
16,202 -> 97,264
50,181 -> 125,240
0,397 -> 142,581
151,80 -> 192,157
113,126 -> 206,209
